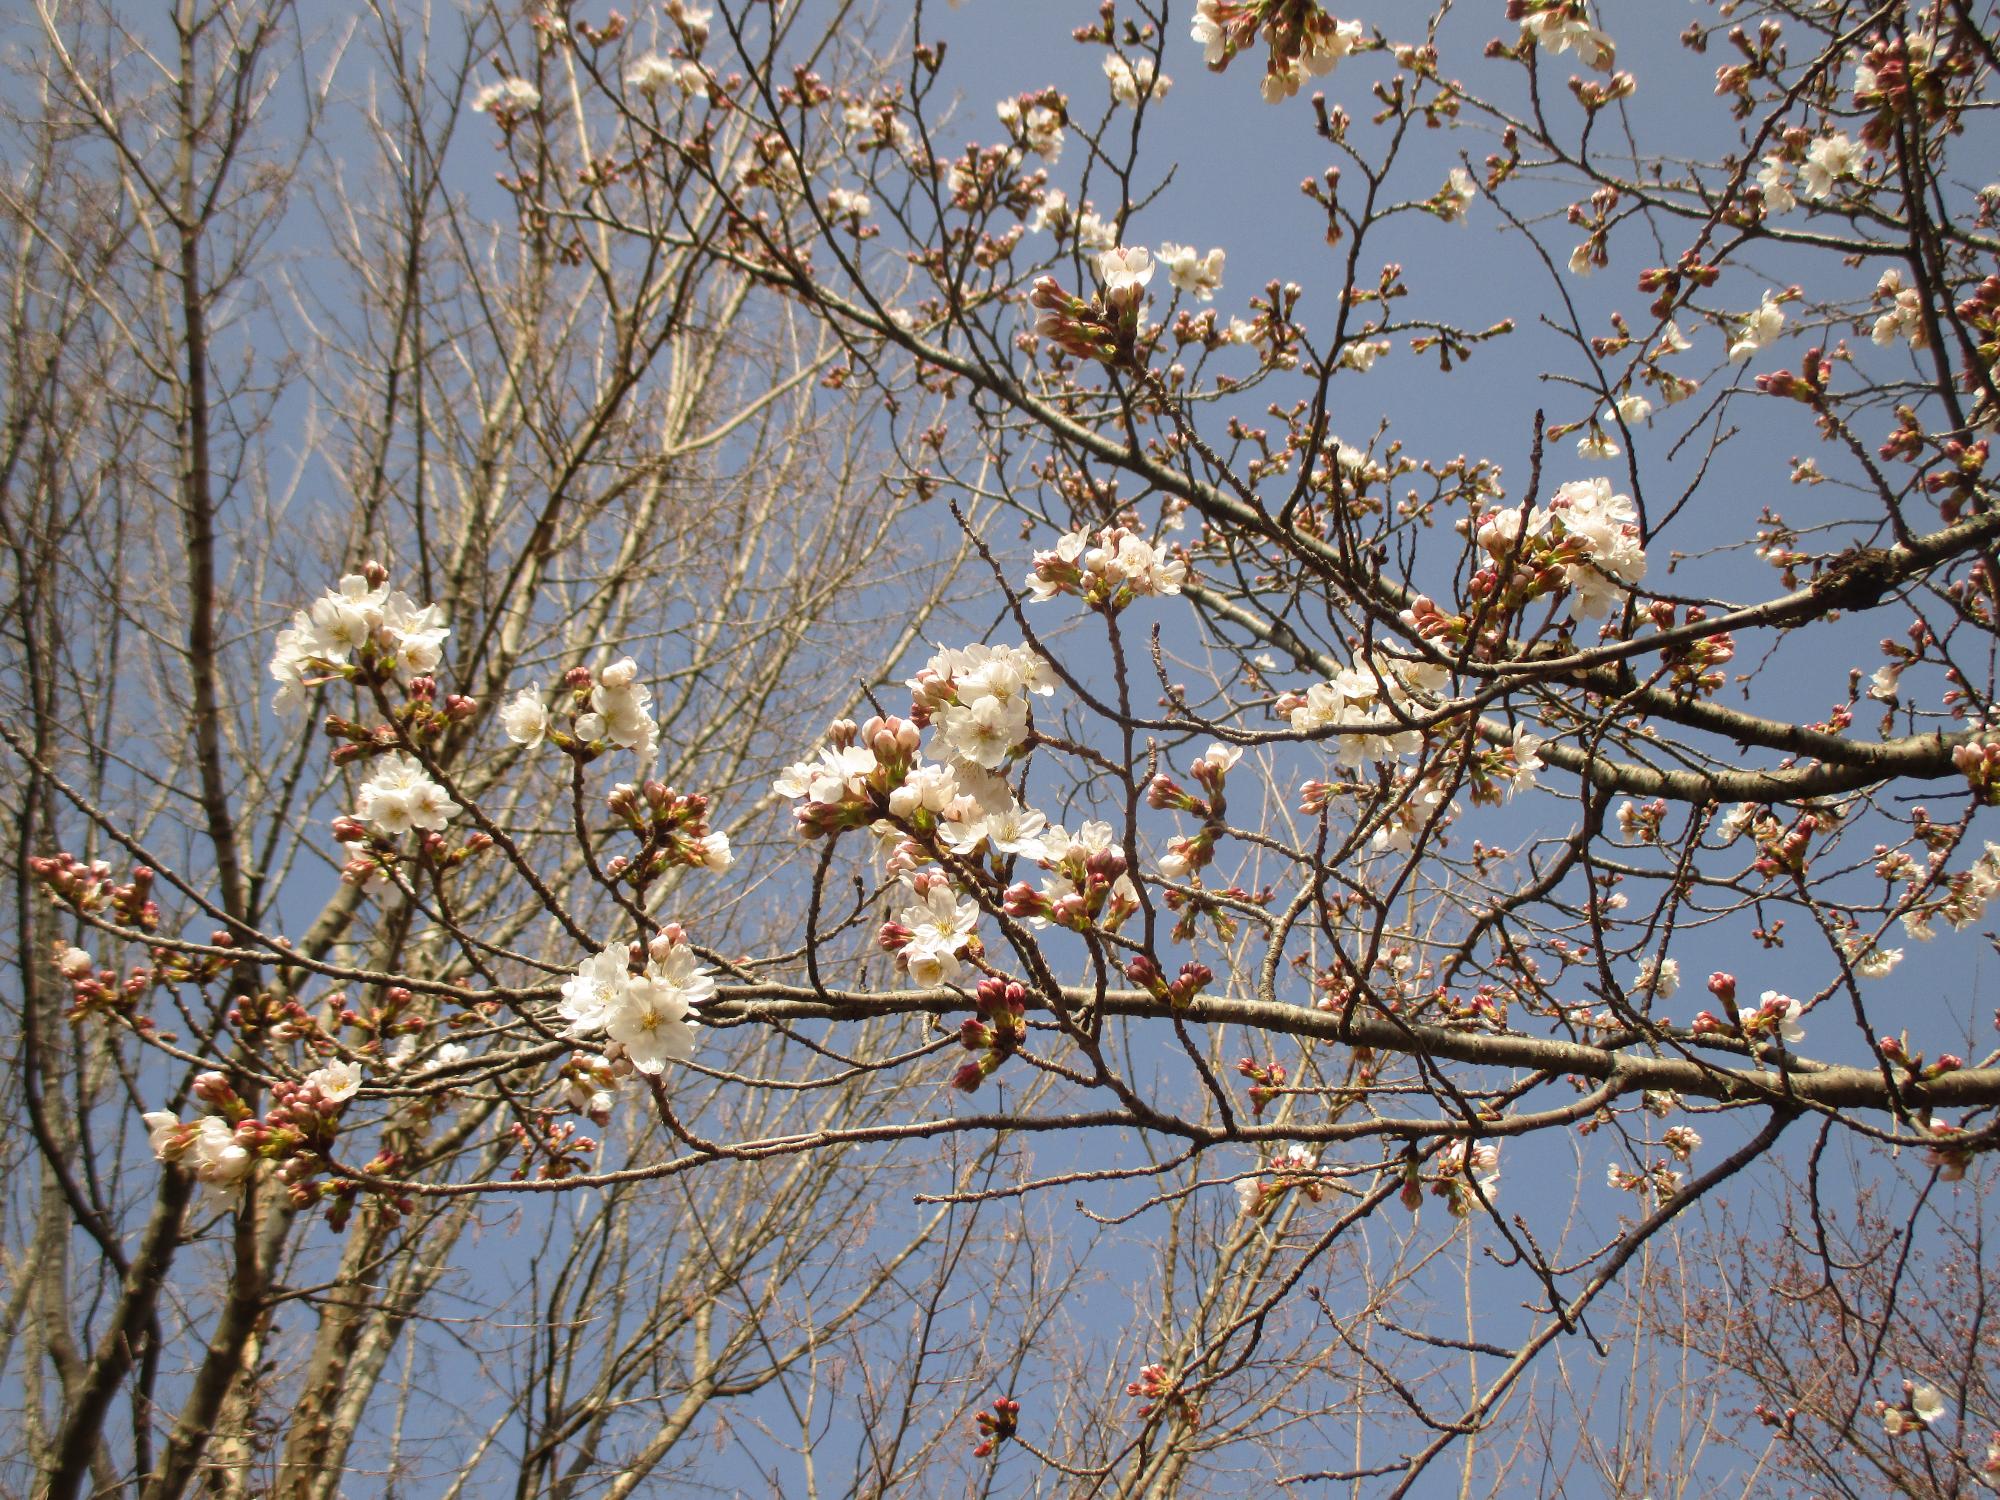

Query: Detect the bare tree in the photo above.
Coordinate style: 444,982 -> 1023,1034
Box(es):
10,0 -> 2000,1495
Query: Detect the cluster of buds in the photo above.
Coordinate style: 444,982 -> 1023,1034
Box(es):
1634,250 -> 1719,320
1126,1363 -> 1201,1428
1751,810 -> 1818,876
1024,524 -> 1189,611
1696,977 -> 1808,1047
1160,879 -> 1266,946
1003,840 -> 1137,932
1648,603 -> 1735,696
604,779 -> 732,881
1924,438 -> 1991,523
1028,275 -> 1155,370
1567,67 -> 1635,113
1240,1142 -> 1324,1217
1147,743 -> 1239,881
1752,344 -> 1836,404
1459,505 -> 1570,618
1851,27 -> 1975,148
1606,1159 -> 1683,1203
1878,1033 -> 1965,1082
1424,1139 -> 1500,1217
318,683 -> 474,766
1197,1 -> 1368,102
1463,729 -> 1544,808
257,1091 -> 355,1213
1125,954 -> 1213,1008
318,1148 -> 414,1234
1236,1056 -> 1287,1116
31,854 -> 158,930
322,712 -> 416,764
331,810 -> 493,884
1397,593 -> 1470,648
52,942 -> 152,1025
318,982 -> 420,1051
1640,1130 -> 1696,1173
143,1071 -> 254,1196
778,716 -> 918,837
1955,740 -> 2000,807
507,1110 -> 600,1183
971,1395 -> 1020,1458
148,928 -> 249,994
952,977 -> 1028,1092
1616,797 -> 1668,844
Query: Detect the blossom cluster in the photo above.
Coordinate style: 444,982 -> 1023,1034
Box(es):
558,926 -> 713,1075
905,642 -> 1055,770
1466,476 -> 1648,622
771,642 -> 1153,1014
145,1063 -> 363,1203
268,566 -> 451,714
1513,0 -> 1614,72
1275,649 -> 1447,771
501,657 -> 661,762
1191,3 -> 1367,104
354,752 -> 460,836
1024,524 -> 1188,610
1238,1142 -> 1325,1215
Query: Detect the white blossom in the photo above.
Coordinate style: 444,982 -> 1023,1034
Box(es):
1103,54 -> 1171,107
305,1059 -> 364,1103
1632,957 -> 1680,999
1520,11 -> 1613,70
897,880 -> 980,986
826,186 -> 872,220
356,752 -> 460,835
501,686 -> 549,747
1097,245 -> 1155,296
1757,154 -> 1797,215
1436,167 -> 1477,224
472,78 -> 541,116
626,53 -> 707,97
1157,242 -> 1225,301
1728,291 -> 1786,359
1800,133 -> 1863,200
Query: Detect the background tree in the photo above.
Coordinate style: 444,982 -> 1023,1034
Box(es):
8,0 -> 2000,1496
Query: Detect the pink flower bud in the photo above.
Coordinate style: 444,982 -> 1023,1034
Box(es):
1002,882 -> 1046,918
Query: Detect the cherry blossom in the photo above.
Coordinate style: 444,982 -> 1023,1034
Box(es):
1757,154 -> 1798,215
626,53 -> 707,97
1157,242 -> 1225,301
1103,54 -> 1171,107
1871,268 -> 1930,349
470,78 -> 541,117
1799,132 -> 1863,199
888,878 -> 981,986
1728,291 -> 1787,360
1518,4 -> 1614,71
356,753 -> 460,835
1435,167 -> 1477,224
1097,245 -> 1156,304
305,1060 -> 364,1103
580,657 -> 659,760
501,685 -> 549,747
